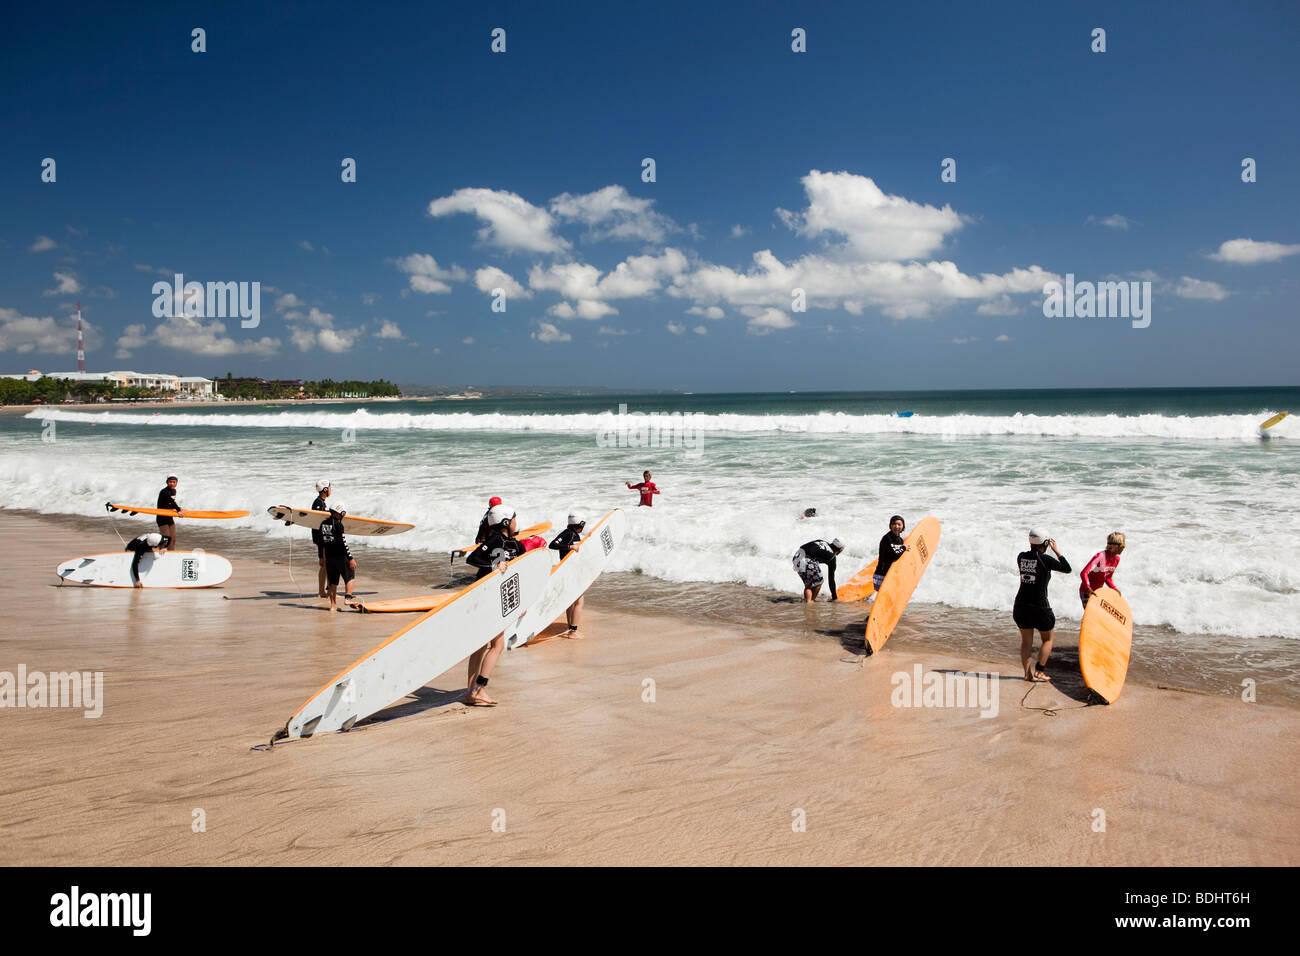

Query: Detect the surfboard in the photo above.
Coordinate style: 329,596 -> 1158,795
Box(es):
506,509 -> 626,649
106,502 -> 250,519
835,559 -> 879,603
1260,411 -> 1289,430
864,516 -> 941,653
266,505 -> 415,537
452,522 -> 552,556
354,592 -> 459,614
1078,587 -> 1133,704
280,547 -> 552,738
56,551 -> 233,588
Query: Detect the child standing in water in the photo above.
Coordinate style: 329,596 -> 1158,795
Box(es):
1080,532 -> 1125,609
626,471 -> 660,507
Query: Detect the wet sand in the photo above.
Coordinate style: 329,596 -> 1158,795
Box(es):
2,512 -> 1297,865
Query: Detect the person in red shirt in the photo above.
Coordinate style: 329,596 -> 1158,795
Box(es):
1080,532 -> 1125,609
627,470 -> 660,507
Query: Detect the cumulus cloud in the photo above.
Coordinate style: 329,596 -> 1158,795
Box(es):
530,248 -> 688,319
995,334 -> 1012,342
43,271 -> 82,296
298,240 -> 315,252
1087,214 -> 1130,230
114,324 -> 148,359
374,319 -> 404,339
548,185 -> 677,243
951,336 -> 979,344
745,308 -> 796,335
115,314 -> 280,358
0,307 -> 102,355
666,321 -> 686,335
275,293 -> 304,311
428,188 -> 570,254
29,236 -> 56,253
977,295 -> 1021,315
730,225 -> 750,238
693,325 -> 707,335
532,322 -> 572,343
1174,276 -> 1230,301
687,305 -> 725,319
597,326 -> 628,335
1208,238 -> 1300,264
776,170 -> 964,260
395,253 -> 468,294
474,266 -> 531,299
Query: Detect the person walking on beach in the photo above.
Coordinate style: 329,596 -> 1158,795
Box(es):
1080,532 -> 1125,610
872,515 -> 909,595
549,513 -> 587,637
125,531 -> 170,588
312,479 -> 331,598
627,471 -> 660,507
794,537 -> 844,602
1015,530 -> 1071,681
319,501 -> 357,612
464,504 -> 526,705
156,476 -> 184,549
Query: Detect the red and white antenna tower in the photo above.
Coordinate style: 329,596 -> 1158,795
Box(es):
76,301 -> 86,372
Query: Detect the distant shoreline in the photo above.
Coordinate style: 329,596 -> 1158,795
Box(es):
0,394 -> 473,416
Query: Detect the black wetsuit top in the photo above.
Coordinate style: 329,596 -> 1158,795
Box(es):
550,527 -> 583,559
877,532 -> 906,578
1014,550 -> 1071,608
156,486 -> 179,527
125,534 -> 170,579
319,516 -> 353,565
468,532 -> 525,578
311,494 -> 327,546
799,540 -> 839,598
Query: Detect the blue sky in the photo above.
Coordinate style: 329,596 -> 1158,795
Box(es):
2,0 -> 1297,391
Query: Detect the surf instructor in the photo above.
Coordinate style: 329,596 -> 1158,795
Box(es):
794,537 -> 844,602
156,476 -> 184,549
1014,530 -> 1071,681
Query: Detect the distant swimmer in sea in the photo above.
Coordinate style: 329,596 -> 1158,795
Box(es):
156,475 -> 184,549
793,537 -> 844,602
799,507 -> 818,519
1080,532 -> 1124,610
549,513 -> 587,637
627,471 -> 660,507
871,515 -> 909,598
464,504 -> 527,705
312,478 -> 331,598
1014,530 -> 1071,681
125,531 -> 170,588
319,500 -> 357,612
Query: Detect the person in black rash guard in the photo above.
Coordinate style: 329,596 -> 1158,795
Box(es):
156,476 -> 183,550
1014,529 -> 1071,682
125,531 -> 171,588
463,504 -> 525,706
475,496 -> 503,546
311,479 -> 331,598
319,501 -> 356,612
548,513 -> 587,636
793,537 -> 844,602
873,515 -> 908,593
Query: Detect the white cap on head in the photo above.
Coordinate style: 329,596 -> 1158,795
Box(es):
316,479 -> 331,492
1028,529 -> 1049,545
567,513 -> 584,526
327,501 -> 346,516
487,504 -> 516,526
145,532 -> 163,547
830,537 -> 845,551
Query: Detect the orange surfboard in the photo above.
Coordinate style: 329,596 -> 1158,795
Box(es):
106,502 -> 250,519
355,592 -> 459,614
837,522 -> 938,603
1079,587 -> 1133,704
865,516 -> 941,653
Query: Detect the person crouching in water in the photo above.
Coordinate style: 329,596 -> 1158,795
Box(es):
1014,529 -> 1070,681
464,504 -> 526,705
1080,532 -> 1125,610
320,501 -> 357,612
549,513 -> 587,637
125,531 -> 170,588
793,537 -> 844,601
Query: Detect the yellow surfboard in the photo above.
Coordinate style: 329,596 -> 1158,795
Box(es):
1079,587 -> 1133,704
1260,411 -> 1289,430
356,592 -> 458,614
865,516 -> 941,653
106,502 -> 250,519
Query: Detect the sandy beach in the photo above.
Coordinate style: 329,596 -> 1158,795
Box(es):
2,511 -> 1296,866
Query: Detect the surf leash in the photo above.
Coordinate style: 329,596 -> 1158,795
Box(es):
1019,681 -> 1095,717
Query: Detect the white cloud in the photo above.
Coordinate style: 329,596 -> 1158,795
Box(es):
114,323 -> 148,359
776,170 -> 964,260
746,308 -> 796,335
730,225 -> 750,238
0,307 -> 101,355
1174,276 -> 1230,301
462,336 -> 475,345
1087,214 -> 1130,230
361,292 -> 378,306
474,266 -> 531,299
275,293 -> 304,311
687,305 -> 725,319
995,334 -> 1011,342
316,328 -> 358,353
29,236 -> 56,253
298,239 -> 315,252
666,321 -> 686,335
428,187 -> 570,254
977,295 -> 1020,315
529,248 -> 688,320
43,271 -> 82,296
532,322 -> 572,343
693,325 -> 707,335
548,185 -> 677,243
1208,238 -> 1300,264
396,253 -> 468,294
374,320 -> 404,340
597,326 -> 628,335
951,336 -> 979,344
121,314 -> 280,358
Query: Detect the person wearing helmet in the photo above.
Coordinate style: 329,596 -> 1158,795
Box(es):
549,513 -> 588,636
793,537 -> 845,601
464,504 -> 525,705
474,496 -> 505,545
124,531 -> 171,588
320,500 -> 357,612
1014,530 -> 1071,681
155,476 -> 184,549
873,516 -> 909,593
626,471 -> 660,507
1080,532 -> 1125,610
312,479 -> 332,598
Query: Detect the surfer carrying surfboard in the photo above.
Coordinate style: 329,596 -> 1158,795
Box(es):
465,504 -> 526,705
793,537 -> 844,602
155,476 -> 184,548
550,513 -> 587,636
312,479 -> 331,598
1014,530 -> 1071,681
125,531 -> 170,588
1079,532 -> 1125,610
320,501 -> 357,612
627,471 -> 660,507
873,516 -> 909,594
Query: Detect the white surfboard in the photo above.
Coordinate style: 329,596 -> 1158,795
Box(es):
56,551 -> 233,588
281,547 -> 552,738
266,505 -> 414,537
505,509 -> 626,649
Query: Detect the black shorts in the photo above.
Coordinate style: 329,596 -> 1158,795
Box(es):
316,542 -> 326,560
326,558 -> 355,587
1013,603 -> 1055,632
156,517 -> 175,530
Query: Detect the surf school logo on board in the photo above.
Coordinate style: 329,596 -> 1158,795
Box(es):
1100,599 -> 1127,625
596,403 -> 704,458
891,664 -> 999,719
0,666 -> 103,718
1042,274 -> 1152,328
916,537 -> 929,562
600,526 -> 614,554
499,573 -> 521,616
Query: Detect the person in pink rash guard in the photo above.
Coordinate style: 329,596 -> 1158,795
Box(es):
627,470 -> 660,507
1080,531 -> 1125,610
